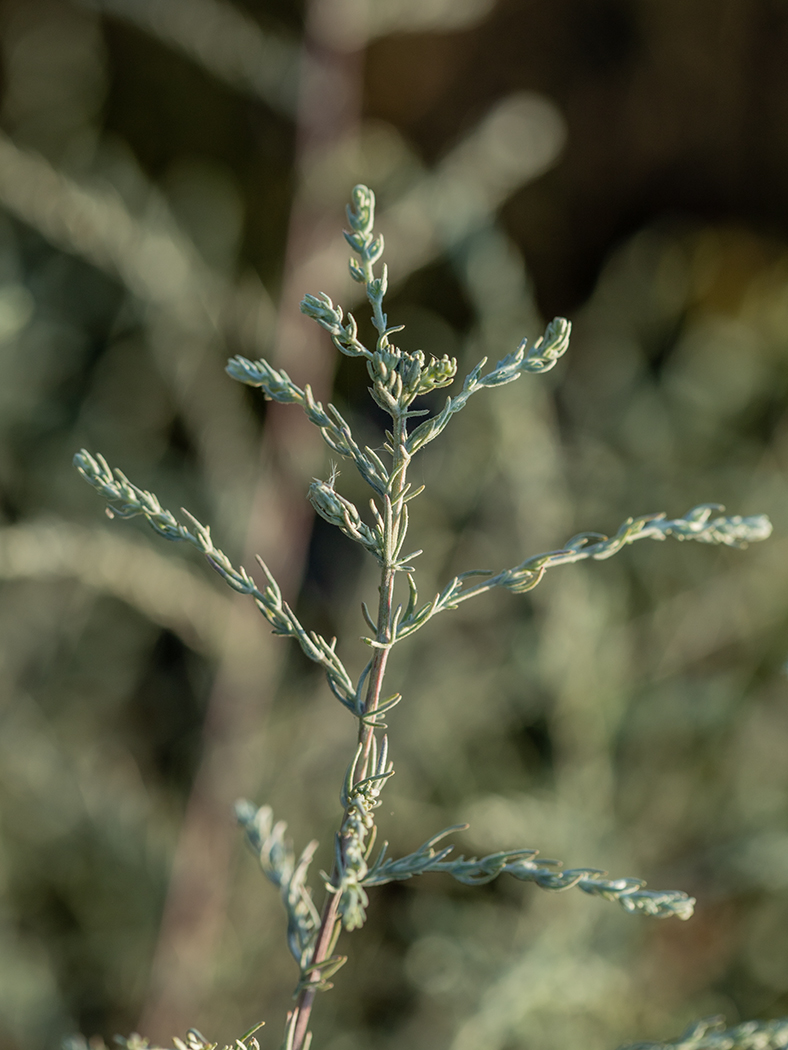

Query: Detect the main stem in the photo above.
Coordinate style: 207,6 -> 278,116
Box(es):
289,408 -> 408,1050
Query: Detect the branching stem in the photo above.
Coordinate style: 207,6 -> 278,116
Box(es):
72,184 -> 777,1050
290,409 -> 408,1050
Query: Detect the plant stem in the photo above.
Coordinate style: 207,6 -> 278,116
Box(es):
289,890 -> 340,1050
289,410 -> 408,1050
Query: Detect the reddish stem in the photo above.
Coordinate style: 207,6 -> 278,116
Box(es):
290,422 -> 407,1050
289,565 -> 395,1050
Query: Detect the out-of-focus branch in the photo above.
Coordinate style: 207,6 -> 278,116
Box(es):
0,520 -> 239,660
382,93 -> 567,275
74,0 -> 497,113
310,0 -> 497,49
280,91 -> 567,382
0,129 -> 277,342
74,0 -> 300,115
0,129 -> 271,533
623,1015 -> 788,1050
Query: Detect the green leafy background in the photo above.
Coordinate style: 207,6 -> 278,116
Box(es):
0,2 -> 787,1049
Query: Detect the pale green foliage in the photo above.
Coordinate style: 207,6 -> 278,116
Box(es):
74,186 -> 776,1050
233,803 -> 321,972
72,449 -> 357,710
123,1024 -> 265,1050
67,1023 -> 266,1050
624,1016 -> 788,1050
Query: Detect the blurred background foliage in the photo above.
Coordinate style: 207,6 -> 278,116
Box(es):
0,1 -> 787,1049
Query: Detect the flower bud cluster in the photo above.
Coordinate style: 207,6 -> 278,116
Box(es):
366,346 -> 458,415
521,315 -> 572,373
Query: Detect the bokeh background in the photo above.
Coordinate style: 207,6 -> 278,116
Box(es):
1,1 -> 788,1049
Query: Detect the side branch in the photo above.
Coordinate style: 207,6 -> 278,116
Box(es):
73,451 -> 356,708
235,803 -> 322,972
363,828 -> 695,920
621,1016 -> 788,1050
394,504 -> 773,641
406,317 -> 572,455
110,1022 -> 266,1050
308,479 -> 383,561
226,355 -> 388,494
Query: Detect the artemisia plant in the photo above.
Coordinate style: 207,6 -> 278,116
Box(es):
75,186 -> 781,1050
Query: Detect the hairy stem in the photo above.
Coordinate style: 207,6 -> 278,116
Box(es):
360,407 -> 409,764
358,568 -> 394,769
290,411 -> 408,1050
290,890 -> 341,1050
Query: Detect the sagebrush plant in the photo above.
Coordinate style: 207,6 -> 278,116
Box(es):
74,186 -> 785,1050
